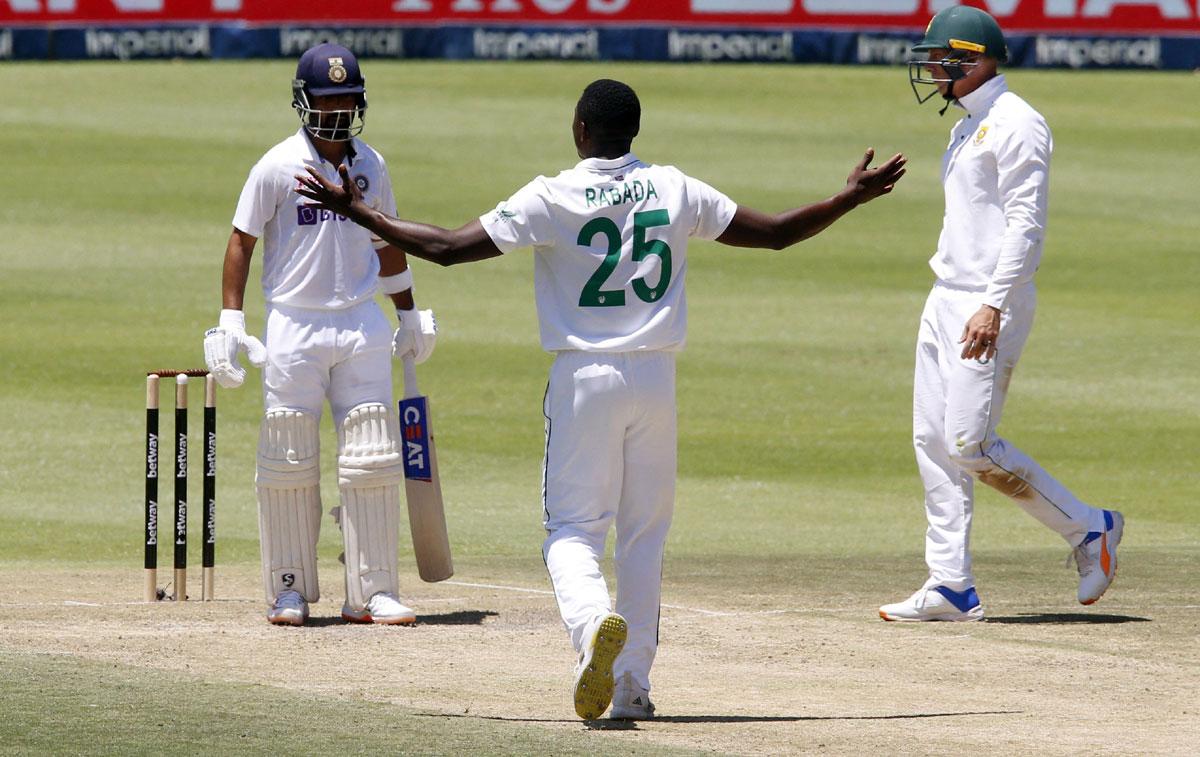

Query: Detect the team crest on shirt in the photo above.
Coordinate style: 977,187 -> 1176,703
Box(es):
328,57 -> 347,83
974,126 -> 989,146
353,174 -> 370,192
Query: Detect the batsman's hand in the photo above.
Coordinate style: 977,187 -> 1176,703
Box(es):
844,148 -> 907,206
393,308 -> 437,365
203,309 -> 267,389
295,164 -> 365,219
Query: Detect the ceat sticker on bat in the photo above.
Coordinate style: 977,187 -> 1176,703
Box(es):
399,397 -> 432,482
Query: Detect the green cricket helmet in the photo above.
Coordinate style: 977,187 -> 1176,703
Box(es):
909,6 -> 1008,108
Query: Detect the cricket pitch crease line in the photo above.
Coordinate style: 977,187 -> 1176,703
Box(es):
443,579 -> 805,617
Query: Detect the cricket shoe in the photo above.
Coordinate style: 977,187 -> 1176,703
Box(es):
610,672 -> 655,720
341,592 -> 417,625
1071,510 -> 1124,605
879,586 -> 984,622
267,590 -> 309,626
572,612 -> 627,720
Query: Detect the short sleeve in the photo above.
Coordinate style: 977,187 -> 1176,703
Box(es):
479,179 -> 554,254
683,175 -> 738,241
232,158 -> 285,238
370,157 -> 399,250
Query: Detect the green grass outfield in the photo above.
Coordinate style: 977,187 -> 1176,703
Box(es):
0,61 -> 1197,753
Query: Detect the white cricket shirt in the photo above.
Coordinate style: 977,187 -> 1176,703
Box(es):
232,129 -> 398,310
932,75 -> 1052,310
479,153 -> 737,352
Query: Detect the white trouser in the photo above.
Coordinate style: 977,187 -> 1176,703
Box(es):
256,300 -> 394,601
913,281 -> 1105,591
262,300 -> 393,426
542,350 -> 677,693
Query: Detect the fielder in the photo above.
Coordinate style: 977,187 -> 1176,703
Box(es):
880,7 -> 1124,622
204,43 -> 437,627
296,79 -> 906,719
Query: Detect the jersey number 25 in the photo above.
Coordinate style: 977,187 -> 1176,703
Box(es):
578,210 -> 672,308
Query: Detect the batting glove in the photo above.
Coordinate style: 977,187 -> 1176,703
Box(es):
203,309 -> 267,389
393,308 -> 437,365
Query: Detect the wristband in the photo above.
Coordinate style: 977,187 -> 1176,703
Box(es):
379,269 -> 414,294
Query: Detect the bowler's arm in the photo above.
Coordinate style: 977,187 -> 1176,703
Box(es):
360,215 -> 501,268
716,196 -> 861,251
716,149 -> 906,251
294,164 -> 502,266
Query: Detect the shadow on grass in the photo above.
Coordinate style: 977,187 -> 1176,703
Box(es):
986,613 -> 1150,624
419,709 -> 1021,728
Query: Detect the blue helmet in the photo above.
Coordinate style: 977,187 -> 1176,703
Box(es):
291,43 -> 367,142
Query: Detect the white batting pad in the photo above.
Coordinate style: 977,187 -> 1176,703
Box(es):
339,484 -> 402,609
256,409 -> 321,488
256,409 -> 322,602
338,403 -> 405,608
337,403 -> 405,487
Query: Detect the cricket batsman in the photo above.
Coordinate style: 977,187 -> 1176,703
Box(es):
296,79 -> 905,719
879,7 -> 1124,622
203,43 -> 437,626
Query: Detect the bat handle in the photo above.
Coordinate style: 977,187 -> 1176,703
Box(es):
402,354 -> 419,399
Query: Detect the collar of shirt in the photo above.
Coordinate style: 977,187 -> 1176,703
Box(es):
297,127 -> 358,167
955,74 -> 1008,117
575,152 -> 640,174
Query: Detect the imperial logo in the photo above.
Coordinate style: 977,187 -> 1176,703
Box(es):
473,29 -> 599,60
668,30 -> 793,62
297,206 -> 349,226
400,397 -> 432,481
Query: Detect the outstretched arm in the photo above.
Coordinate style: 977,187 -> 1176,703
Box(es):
296,165 -> 502,267
716,149 -> 906,250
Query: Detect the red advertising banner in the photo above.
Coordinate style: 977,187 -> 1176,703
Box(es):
3,0 -> 1198,34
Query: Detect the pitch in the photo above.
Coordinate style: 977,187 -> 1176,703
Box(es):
0,60 -> 1196,754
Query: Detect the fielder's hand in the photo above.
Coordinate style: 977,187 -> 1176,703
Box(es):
960,305 -> 1001,361
203,309 -> 267,388
393,308 -> 437,365
844,148 -> 907,206
295,164 -> 364,219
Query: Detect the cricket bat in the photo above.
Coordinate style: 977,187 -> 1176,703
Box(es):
399,355 -> 454,582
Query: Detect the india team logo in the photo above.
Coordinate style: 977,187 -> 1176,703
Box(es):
354,174 -> 370,192
328,56 -> 347,83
